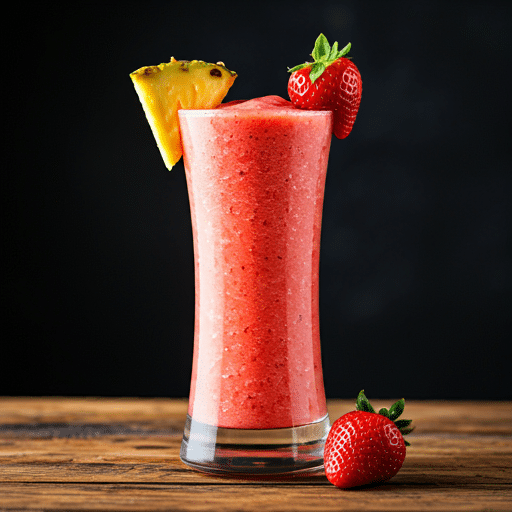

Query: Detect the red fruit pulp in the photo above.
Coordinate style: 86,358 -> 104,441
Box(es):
179,96 -> 332,429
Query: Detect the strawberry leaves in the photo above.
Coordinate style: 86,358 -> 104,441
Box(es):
356,390 -> 414,446
388,398 -> 405,421
312,33 -> 330,61
356,389 -> 375,413
288,33 -> 352,84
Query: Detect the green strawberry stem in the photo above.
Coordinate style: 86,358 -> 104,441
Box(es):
288,33 -> 352,84
356,390 -> 414,446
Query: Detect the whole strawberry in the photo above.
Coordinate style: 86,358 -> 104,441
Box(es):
288,34 -> 362,139
324,390 -> 413,489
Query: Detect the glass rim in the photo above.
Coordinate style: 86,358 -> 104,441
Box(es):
177,108 -> 333,118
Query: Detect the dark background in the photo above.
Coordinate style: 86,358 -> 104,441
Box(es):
3,1 -> 511,400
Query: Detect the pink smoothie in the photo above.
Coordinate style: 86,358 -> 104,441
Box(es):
179,96 -> 332,429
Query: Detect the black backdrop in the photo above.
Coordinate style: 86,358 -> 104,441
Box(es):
3,1 -> 511,400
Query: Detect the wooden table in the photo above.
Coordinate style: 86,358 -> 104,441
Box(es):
0,398 -> 511,511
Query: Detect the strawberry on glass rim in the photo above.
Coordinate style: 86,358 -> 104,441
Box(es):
324,390 -> 414,489
288,33 -> 362,139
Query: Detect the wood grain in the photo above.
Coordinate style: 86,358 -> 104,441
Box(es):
0,397 -> 511,511
1,482 -> 511,512
1,397 -> 511,434
0,435 -> 510,485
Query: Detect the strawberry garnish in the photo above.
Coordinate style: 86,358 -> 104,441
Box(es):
324,390 -> 414,489
288,33 -> 362,139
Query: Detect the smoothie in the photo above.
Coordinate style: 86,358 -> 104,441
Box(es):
179,96 -> 332,430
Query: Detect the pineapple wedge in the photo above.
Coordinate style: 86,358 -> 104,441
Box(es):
130,58 -> 237,170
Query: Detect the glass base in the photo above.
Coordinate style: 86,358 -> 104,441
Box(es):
180,413 -> 330,475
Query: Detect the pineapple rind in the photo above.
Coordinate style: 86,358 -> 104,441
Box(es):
130,59 -> 236,170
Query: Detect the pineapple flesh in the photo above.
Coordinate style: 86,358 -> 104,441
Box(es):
130,58 -> 237,170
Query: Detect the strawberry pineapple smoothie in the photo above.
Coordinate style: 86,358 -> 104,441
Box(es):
131,32 -> 362,473
179,96 -> 332,429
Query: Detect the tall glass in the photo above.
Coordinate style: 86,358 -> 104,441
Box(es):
178,102 -> 332,475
